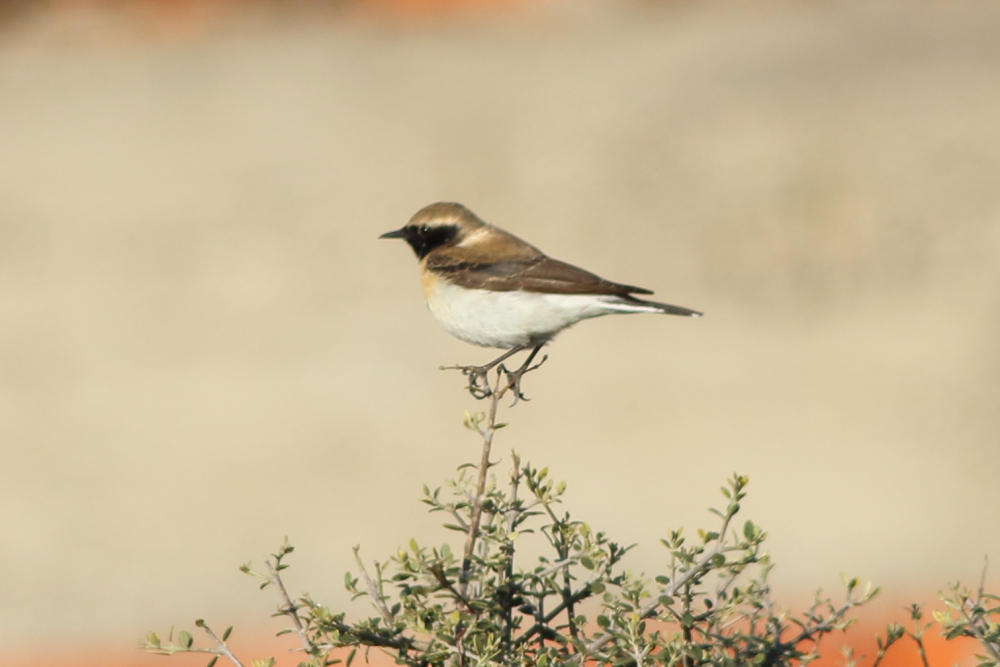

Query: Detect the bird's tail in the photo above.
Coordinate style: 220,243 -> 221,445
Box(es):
616,295 -> 703,317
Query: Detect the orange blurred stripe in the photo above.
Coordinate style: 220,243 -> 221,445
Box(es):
11,616 -> 975,667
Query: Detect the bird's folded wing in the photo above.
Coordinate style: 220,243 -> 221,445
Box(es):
427,255 -> 654,296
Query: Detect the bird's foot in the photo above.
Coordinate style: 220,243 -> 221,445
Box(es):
439,363 -> 495,399
441,344 -> 545,402
440,344 -> 533,399
498,354 -> 548,406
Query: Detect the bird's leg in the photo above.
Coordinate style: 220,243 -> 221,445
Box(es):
498,344 -> 548,405
441,345 -> 528,399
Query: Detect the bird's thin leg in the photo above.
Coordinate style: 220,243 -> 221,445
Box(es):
498,344 -> 548,405
441,345 -> 529,399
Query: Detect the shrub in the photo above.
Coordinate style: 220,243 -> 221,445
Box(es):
143,368 -> 997,667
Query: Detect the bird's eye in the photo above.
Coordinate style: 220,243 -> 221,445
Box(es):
420,225 -> 430,235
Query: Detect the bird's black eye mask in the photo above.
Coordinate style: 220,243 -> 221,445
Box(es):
404,223 -> 459,259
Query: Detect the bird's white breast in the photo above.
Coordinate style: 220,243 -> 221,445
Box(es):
424,278 -> 649,349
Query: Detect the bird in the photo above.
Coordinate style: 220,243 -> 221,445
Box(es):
380,202 -> 701,399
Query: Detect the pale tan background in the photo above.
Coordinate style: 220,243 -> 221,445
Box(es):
1,0 -> 999,658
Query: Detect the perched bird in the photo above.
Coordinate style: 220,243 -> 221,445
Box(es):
380,202 -> 701,398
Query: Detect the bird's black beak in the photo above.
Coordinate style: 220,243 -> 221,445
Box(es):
379,228 -> 406,240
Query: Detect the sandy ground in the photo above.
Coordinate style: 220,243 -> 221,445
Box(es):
1,0 -> 999,661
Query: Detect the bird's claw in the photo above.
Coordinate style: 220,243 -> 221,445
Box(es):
441,348 -> 547,404
498,354 -> 548,406
440,364 -> 494,399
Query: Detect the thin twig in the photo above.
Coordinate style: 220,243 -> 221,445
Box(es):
264,558 -> 315,653
460,368 -> 505,593
430,563 -> 474,612
778,599 -> 856,649
910,619 -> 931,667
532,557 -> 575,579
353,546 -> 395,624
514,580 -> 601,646
506,450 -> 522,535
448,508 -> 471,532
566,506 -> 742,665
500,450 -> 523,648
960,593 -> 1000,662
972,556 -> 1000,662
198,621 -> 247,667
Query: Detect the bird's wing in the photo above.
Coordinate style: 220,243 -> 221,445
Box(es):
427,254 -> 654,296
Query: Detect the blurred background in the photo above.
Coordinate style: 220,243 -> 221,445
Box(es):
1,0 -> 998,664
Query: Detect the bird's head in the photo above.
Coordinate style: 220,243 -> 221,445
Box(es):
380,202 -> 486,260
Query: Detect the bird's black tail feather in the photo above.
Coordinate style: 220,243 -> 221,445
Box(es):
624,295 -> 703,317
